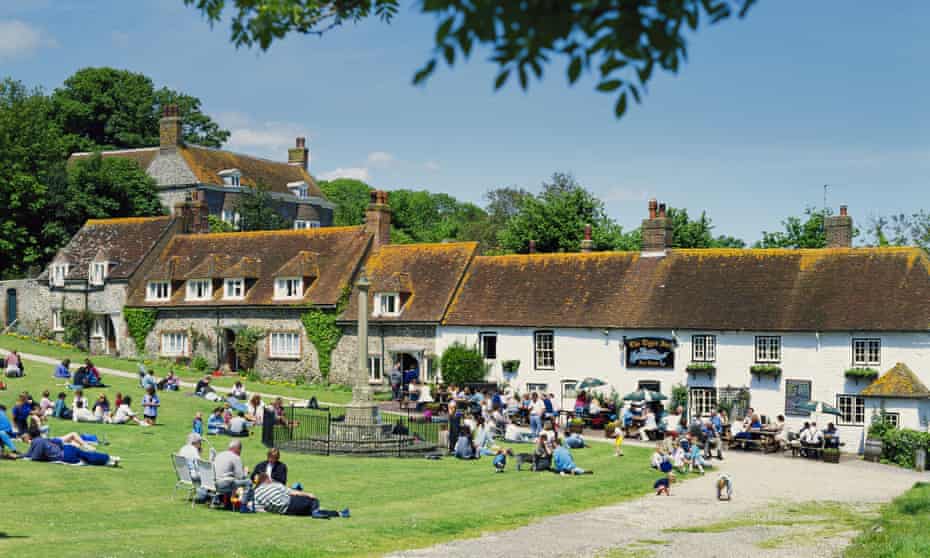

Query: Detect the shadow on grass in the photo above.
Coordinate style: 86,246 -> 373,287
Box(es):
0,533 -> 28,539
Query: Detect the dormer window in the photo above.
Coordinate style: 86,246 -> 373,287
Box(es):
89,262 -> 108,286
288,181 -> 309,199
294,220 -> 320,230
186,279 -> 212,301
274,277 -> 303,300
218,169 -> 241,187
51,263 -> 69,287
224,278 -> 245,300
146,281 -> 171,301
374,292 -> 400,317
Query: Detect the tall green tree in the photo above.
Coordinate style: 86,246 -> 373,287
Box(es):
317,178 -> 371,226
755,207 -> 832,249
184,0 -> 756,119
0,78 -> 67,277
389,189 -> 487,244
498,172 -> 638,253
868,212 -> 930,252
235,183 -> 290,231
52,67 -> 229,152
667,207 -> 745,248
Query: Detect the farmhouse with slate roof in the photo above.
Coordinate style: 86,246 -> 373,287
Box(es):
68,105 -> 334,230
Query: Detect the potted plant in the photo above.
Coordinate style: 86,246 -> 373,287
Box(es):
750,364 -> 782,379
822,448 -> 840,463
502,360 -> 520,374
845,367 -> 879,383
569,417 -> 584,434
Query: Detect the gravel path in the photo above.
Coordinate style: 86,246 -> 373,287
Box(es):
391,447 -> 929,558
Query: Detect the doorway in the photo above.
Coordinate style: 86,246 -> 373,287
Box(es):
5,289 -> 16,327
224,329 -> 239,371
106,315 -> 117,354
561,379 -> 578,411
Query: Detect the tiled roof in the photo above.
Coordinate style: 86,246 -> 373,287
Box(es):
179,146 -> 324,198
128,227 -> 370,308
44,217 -> 173,281
443,247 -> 930,331
861,363 -> 930,398
342,242 -> 479,323
68,148 -> 160,171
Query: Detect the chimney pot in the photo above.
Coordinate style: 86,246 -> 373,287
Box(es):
584,224 -> 592,241
528,240 -> 536,254
658,203 -> 667,218
288,137 -> 310,170
840,205 -> 848,216
581,224 -> 594,253
648,198 -> 657,219
296,137 -> 306,148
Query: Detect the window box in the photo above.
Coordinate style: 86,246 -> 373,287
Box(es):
686,362 -> 716,377
750,364 -> 782,378
844,367 -> 879,382
502,360 -> 520,374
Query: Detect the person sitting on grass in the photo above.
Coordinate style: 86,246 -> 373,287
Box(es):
0,404 -> 20,459
93,394 -> 110,422
84,359 -> 102,386
5,350 -> 23,377
454,425 -> 477,460
12,394 -> 31,434
72,400 -> 96,423
140,369 -> 157,392
252,448 -> 288,485
654,471 -> 674,496
72,389 -> 89,414
493,447 -> 513,472
253,472 -> 349,518
207,407 -> 226,435
53,392 -> 71,419
246,395 -> 264,425
228,411 -> 249,437
163,370 -> 180,391
670,441 -> 686,472
22,432 -> 120,467
112,395 -> 147,426
650,443 -> 666,469
194,376 -> 214,397
231,380 -> 247,401
553,438 -> 593,476
564,431 -> 586,449
54,358 -> 71,379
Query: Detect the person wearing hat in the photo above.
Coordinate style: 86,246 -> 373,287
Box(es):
179,433 -> 204,480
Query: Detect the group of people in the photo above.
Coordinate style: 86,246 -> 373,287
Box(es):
55,358 -> 105,388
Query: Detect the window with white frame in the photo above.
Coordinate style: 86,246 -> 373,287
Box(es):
269,332 -> 301,359
479,332 -> 498,360
375,293 -> 400,316
692,334 -> 716,362
146,281 -> 171,301
882,413 -> 900,428
89,262 -> 107,286
755,335 -> 781,363
51,264 -> 69,287
534,330 -> 555,369
688,388 -> 717,419
852,338 -> 881,366
161,332 -> 188,356
274,277 -> 303,299
836,394 -> 865,426
293,220 -> 321,230
224,278 -> 245,299
51,309 -> 63,332
91,315 -> 106,339
219,169 -> 241,187
526,383 -> 548,393
186,279 -> 212,301
368,355 -> 383,383
221,209 -> 241,229
289,182 -> 310,199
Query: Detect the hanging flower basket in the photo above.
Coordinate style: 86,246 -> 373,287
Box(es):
502,360 -> 520,374
750,364 -> 782,379
845,367 -> 879,383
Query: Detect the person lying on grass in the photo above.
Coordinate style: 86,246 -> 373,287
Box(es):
553,438 -> 593,476
253,471 -> 349,518
21,432 -> 120,467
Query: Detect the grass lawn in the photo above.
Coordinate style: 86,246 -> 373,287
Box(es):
845,482 -> 930,558
0,358 -> 660,557
0,334 -> 354,404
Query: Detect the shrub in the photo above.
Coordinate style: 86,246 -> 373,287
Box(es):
124,308 -> 157,356
61,309 -> 94,349
232,327 -> 265,370
192,355 -> 210,372
439,343 -> 488,385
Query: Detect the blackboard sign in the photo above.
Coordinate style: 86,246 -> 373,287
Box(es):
625,337 -> 675,369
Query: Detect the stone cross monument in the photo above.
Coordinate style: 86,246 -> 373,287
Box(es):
344,269 -> 379,425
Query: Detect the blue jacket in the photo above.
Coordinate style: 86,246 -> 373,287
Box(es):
0,411 -> 12,433
54,363 -> 71,378
553,446 -> 577,472
12,403 -> 31,423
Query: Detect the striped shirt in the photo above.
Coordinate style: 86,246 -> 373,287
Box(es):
254,481 -> 290,514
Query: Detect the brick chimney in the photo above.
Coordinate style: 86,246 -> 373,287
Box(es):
288,137 -> 309,171
641,198 -> 673,255
173,191 -> 210,234
159,104 -> 182,153
581,224 -> 593,253
528,239 -> 536,254
825,205 -> 853,248
365,190 -> 391,249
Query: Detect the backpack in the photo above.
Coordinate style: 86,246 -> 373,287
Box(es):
306,396 -> 319,409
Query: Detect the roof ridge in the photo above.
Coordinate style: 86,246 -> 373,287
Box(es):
85,216 -> 172,226
70,147 -> 160,157
182,144 -> 296,168
379,241 -> 479,250
177,226 -> 365,240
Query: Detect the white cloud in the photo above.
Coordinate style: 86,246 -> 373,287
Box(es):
423,160 -> 441,171
318,167 -> 371,181
366,151 -> 394,165
602,186 -> 651,202
218,111 -> 311,161
0,20 -> 56,59
111,31 -> 130,48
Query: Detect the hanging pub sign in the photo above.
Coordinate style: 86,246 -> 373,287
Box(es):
625,337 -> 675,369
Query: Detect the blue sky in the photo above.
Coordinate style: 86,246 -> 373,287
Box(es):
1,0 -> 927,243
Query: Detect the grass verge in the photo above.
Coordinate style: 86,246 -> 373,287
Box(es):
845,482 -> 930,558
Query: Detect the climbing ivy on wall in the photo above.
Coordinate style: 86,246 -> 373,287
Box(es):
61,309 -> 94,349
300,286 -> 351,383
123,308 -> 158,356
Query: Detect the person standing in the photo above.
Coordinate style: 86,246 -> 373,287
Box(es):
142,387 -> 160,424
389,363 -> 403,401
529,392 -> 545,439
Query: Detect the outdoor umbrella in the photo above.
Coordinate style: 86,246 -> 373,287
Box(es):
623,389 -> 668,402
797,400 -> 842,416
578,377 -> 606,390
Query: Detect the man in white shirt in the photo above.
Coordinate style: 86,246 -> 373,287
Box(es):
214,439 -> 250,493
228,412 -> 249,437
72,400 -> 96,423
178,433 -> 204,480
529,392 -> 545,438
